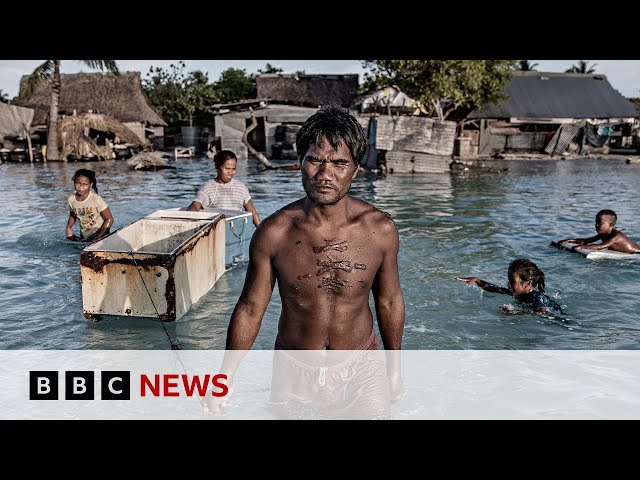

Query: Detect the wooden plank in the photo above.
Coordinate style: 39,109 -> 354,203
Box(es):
393,116 -> 433,152
374,116 -> 456,155
385,150 -> 451,173
375,115 -> 395,150
429,120 -> 456,156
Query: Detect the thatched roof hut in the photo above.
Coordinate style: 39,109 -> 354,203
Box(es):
256,74 -> 359,107
59,113 -> 142,161
13,71 -> 167,127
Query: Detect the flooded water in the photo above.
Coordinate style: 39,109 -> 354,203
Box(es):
1,156 -> 640,350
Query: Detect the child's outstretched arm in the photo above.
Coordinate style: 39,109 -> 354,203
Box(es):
66,212 -> 79,241
558,234 -> 601,246
87,207 -> 113,242
575,235 -> 617,251
456,277 -> 510,294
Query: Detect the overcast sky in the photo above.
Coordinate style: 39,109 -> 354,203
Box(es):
2,60 -> 640,100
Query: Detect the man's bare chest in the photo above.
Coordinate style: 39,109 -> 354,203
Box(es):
274,235 -> 381,295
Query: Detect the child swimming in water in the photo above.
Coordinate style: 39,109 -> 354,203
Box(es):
456,258 -> 562,314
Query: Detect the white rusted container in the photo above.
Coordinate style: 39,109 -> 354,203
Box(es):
80,208 -> 250,322
147,208 -> 253,268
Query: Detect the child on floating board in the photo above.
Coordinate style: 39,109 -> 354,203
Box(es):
556,209 -> 640,254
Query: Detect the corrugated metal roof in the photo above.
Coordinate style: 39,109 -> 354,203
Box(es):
468,72 -> 638,119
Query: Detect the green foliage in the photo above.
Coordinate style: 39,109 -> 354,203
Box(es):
180,70 -> 218,127
0,89 -> 9,103
258,63 -> 284,74
361,60 -> 516,119
143,61 -> 218,132
215,68 -> 256,103
143,63 -> 259,133
143,63 -> 185,129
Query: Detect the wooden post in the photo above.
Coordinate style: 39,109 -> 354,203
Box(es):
24,124 -> 33,163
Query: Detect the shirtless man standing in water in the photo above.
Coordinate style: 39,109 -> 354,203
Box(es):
210,104 -> 405,417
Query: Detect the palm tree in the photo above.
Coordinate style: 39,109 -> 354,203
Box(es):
517,60 -> 538,71
565,60 -> 597,74
23,60 -> 119,161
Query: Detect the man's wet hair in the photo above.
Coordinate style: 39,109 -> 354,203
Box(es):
508,258 -> 546,293
296,103 -> 367,165
214,149 -> 237,168
596,209 -> 617,226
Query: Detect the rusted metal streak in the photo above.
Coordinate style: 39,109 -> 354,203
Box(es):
80,251 -> 175,273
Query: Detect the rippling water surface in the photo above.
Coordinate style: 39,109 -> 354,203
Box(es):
1,157 -> 639,350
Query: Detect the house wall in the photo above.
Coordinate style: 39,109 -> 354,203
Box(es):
265,121 -> 279,158
505,132 -> 548,151
216,107 -> 316,160
147,126 -> 164,138
146,125 -> 165,149
215,114 -> 248,158
368,115 -> 456,172
484,132 -> 548,153
385,151 -> 452,174
122,122 -> 145,144
374,116 -> 456,156
476,117 -> 639,155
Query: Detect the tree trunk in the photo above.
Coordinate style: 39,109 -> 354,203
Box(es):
46,60 -> 61,161
242,108 -> 273,168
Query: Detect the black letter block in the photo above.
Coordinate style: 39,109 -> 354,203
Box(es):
65,371 -> 95,400
101,371 -> 131,400
29,371 -> 58,400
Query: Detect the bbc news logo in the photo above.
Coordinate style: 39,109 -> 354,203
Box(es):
29,371 -> 228,400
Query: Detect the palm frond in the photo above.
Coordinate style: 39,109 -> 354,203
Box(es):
80,60 -> 120,75
517,60 -> 538,71
24,60 -> 55,97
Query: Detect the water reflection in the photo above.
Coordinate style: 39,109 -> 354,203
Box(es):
2,157 -> 640,350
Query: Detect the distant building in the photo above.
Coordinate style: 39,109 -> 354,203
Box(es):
214,74 -> 454,173
13,72 -> 167,145
0,102 -> 34,147
256,73 -> 359,107
214,74 -> 358,161
0,102 -> 36,161
463,71 -> 639,156
212,102 -> 319,160
362,115 -> 456,173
